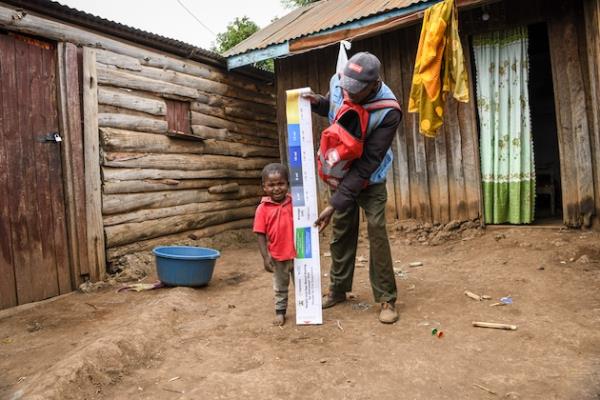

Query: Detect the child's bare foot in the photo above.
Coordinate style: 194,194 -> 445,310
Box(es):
273,312 -> 286,326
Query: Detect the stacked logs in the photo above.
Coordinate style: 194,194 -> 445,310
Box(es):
96,49 -> 277,260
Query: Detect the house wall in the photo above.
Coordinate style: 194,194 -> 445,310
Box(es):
276,23 -> 481,224
275,0 -> 600,227
90,48 -> 278,261
0,2 -> 277,283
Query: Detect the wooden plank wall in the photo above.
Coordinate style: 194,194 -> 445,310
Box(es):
583,0 -> 600,227
548,0 -> 596,227
93,49 -> 278,261
275,25 -> 482,224
57,42 -> 91,284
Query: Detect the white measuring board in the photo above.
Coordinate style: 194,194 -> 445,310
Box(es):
286,88 -> 323,325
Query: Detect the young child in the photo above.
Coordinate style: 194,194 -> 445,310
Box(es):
253,163 -> 296,326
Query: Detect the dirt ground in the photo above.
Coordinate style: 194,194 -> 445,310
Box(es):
1,222 -> 600,400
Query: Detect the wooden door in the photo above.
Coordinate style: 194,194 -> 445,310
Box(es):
0,32 -> 71,309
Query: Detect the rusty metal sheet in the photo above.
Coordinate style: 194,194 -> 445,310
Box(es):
224,0 -> 429,56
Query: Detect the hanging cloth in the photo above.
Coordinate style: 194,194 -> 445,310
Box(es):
473,27 -> 535,224
408,0 -> 469,137
336,40 -> 351,74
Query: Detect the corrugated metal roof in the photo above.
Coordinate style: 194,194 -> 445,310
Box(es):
1,0 -> 272,79
224,0 -> 430,57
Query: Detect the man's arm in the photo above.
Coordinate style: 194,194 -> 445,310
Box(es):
330,109 -> 402,212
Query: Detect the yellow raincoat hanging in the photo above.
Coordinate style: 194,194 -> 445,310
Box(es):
408,0 -> 469,137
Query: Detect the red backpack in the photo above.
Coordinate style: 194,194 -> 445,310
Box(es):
317,98 -> 400,188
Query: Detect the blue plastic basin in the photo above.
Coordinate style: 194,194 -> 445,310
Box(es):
152,246 -> 220,287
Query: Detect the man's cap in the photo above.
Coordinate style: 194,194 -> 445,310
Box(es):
339,52 -> 381,94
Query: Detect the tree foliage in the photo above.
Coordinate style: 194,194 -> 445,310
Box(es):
213,16 -> 259,54
281,0 -> 318,8
213,16 -> 273,72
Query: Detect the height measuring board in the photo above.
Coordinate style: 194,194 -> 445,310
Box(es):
285,88 -> 323,325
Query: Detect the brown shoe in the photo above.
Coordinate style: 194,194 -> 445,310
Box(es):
379,302 -> 399,324
322,291 -> 346,309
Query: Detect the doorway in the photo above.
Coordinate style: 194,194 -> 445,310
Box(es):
472,24 -> 561,224
528,23 -> 562,222
0,32 -> 73,309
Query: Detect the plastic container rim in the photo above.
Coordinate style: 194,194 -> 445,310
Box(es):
152,245 -> 221,260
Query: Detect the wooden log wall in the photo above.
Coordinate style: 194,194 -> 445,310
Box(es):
92,49 -> 277,260
275,25 -> 481,224
0,3 -> 278,266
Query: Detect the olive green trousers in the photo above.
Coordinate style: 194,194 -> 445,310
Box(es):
328,183 -> 397,303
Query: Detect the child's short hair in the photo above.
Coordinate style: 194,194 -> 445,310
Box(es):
261,163 -> 289,183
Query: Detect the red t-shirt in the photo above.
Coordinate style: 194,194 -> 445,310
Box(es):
253,195 -> 296,261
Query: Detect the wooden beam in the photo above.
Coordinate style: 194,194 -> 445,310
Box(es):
136,64 -> 275,106
102,185 -> 263,215
102,152 -> 274,171
98,113 -> 168,133
584,0 -> 600,227
190,101 -> 276,127
100,128 -> 277,158
102,167 -> 262,181
191,125 -> 278,148
190,111 -> 277,138
57,42 -> 90,286
96,48 -> 142,71
107,218 -> 254,260
98,87 -> 166,116
105,206 -> 256,247
96,64 -> 199,99
102,178 -> 258,195
103,197 -> 259,226
82,47 -> 106,281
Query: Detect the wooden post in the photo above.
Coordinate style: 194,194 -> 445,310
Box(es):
57,42 -> 90,287
83,47 -> 106,280
548,4 -> 595,227
583,0 -> 600,227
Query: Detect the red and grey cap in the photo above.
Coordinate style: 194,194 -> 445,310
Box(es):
339,52 -> 381,94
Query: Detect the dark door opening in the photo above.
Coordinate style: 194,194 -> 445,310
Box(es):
528,23 -> 562,222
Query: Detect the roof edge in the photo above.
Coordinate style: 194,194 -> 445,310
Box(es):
226,0 -> 438,69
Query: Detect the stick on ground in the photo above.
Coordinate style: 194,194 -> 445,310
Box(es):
464,290 -> 482,301
473,383 -> 497,395
472,321 -> 517,330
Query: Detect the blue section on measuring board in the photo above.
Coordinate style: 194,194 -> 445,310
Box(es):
290,167 -> 303,187
291,186 -> 305,206
287,124 -> 301,147
288,146 -> 302,168
303,227 -> 312,258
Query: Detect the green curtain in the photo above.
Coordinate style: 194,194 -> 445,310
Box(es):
473,27 -> 535,224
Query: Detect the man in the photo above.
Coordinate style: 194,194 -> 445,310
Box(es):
305,52 -> 402,324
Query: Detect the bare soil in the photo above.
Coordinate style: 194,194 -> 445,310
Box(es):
1,224 -> 600,400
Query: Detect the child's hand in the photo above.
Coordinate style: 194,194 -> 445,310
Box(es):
263,256 -> 275,273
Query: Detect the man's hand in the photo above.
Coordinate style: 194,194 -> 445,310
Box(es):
301,91 -> 320,105
263,255 -> 275,273
314,205 -> 335,232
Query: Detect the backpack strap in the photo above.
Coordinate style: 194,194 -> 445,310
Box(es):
363,98 -> 401,112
